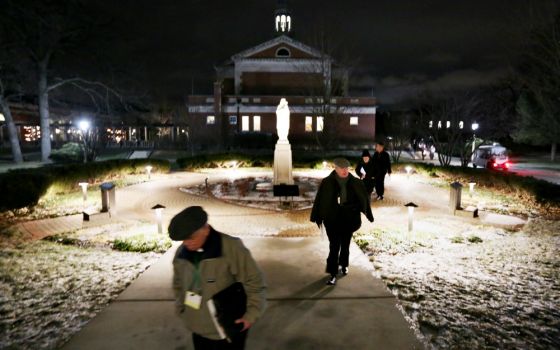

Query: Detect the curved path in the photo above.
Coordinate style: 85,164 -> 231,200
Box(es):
59,170 -> 425,350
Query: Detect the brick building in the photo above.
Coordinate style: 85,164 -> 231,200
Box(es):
186,1 -> 377,150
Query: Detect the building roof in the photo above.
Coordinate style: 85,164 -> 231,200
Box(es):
230,35 -> 326,61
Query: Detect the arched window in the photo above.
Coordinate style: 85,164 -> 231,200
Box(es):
276,47 -> 291,57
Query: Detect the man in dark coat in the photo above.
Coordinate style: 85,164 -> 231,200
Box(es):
372,142 -> 392,200
354,149 -> 375,196
310,158 -> 374,285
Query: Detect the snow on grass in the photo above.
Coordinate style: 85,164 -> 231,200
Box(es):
357,218 -> 560,349
0,240 -> 161,349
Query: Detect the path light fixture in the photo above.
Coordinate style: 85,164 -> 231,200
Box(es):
468,178 -> 476,197
145,165 -> 153,180
404,202 -> 418,233
151,204 -> 166,234
322,161 -> 328,169
78,182 -> 88,202
405,166 -> 413,179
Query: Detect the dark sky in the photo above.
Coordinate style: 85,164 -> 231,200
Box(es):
99,0 -> 556,105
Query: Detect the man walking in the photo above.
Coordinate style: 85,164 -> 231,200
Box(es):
170,206 -> 266,350
372,142 -> 392,200
310,158 -> 374,285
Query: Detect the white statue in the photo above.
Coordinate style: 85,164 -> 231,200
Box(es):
276,98 -> 290,142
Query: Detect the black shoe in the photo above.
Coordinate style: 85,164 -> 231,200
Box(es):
326,275 -> 337,285
341,266 -> 349,275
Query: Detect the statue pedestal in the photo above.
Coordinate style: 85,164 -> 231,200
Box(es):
273,141 -> 293,185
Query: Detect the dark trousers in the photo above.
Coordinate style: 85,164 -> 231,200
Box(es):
362,178 -> 375,195
324,221 -> 354,275
193,331 -> 248,350
374,175 -> 386,196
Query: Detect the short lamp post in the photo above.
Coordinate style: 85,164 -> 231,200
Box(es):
468,178 -> 476,197
78,119 -> 90,164
471,122 -> 479,161
404,202 -> 418,233
78,182 -> 89,202
145,165 -> 153,180
322,161 -> 328,169
151,204 -> 166,234
405,166 -> 413,179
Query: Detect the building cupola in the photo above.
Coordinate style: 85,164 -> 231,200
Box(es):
274,0 -> 292,34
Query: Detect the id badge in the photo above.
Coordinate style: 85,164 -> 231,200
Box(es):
184,291 -> 202,310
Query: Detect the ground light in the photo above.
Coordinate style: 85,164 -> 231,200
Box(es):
145,165 -> 153,180
322,161 -> 328,169
405,166 -> 413,179
78,182 -> 88,202
151,204 -> 166,234
468,178 -> 476,197
404,202 -> 418,234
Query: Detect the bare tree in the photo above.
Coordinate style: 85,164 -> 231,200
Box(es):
0,63 -> 24,163
2,0 -> 102,162
417,93 -> 480,167
513,12 -> 560,161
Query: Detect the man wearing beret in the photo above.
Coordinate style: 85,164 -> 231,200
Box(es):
170,206 -> 266,349
310,158 -> 374,286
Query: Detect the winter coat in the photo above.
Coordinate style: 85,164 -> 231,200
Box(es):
310,171 -> 374,232
172,228 -> 266,340
372,151 -> 392,177
355,159 -> 376,194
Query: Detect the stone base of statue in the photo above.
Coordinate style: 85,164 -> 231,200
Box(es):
273,140 -> 294,185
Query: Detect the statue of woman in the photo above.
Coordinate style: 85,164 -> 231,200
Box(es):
276,98 -> 290,142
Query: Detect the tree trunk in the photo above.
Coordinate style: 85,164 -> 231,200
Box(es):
0,97 -> 23,163
552,143 -> 557,162
38,60 -> 52,162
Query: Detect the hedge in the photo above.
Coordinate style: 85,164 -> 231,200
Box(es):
394,162 -> 560,206
0,159 -> 170,210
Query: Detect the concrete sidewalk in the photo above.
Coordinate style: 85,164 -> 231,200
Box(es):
62,237 -> 422,350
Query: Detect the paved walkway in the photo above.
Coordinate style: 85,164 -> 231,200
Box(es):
61,237 -> 422,350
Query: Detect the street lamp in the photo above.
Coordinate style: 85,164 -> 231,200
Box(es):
471,122 -> 479,162
78,182 -> 88,202
151,204 -> 166,234
404,202 -> 418,233
78,119 -> 90,163
145,165 -> 153,180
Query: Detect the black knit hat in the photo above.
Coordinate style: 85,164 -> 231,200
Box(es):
168,206 -> 208,240
361,149 -> 371,158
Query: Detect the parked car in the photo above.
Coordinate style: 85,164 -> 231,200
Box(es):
472,144 -> 511,171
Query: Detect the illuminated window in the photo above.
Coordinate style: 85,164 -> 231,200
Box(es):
241,98 -> 249,103
446,121 -> 451,128
242,116 -> 249,131
253,116 -> 261,132
23,126 -> 41,142
0,113 -> 4,122
317,116 -> 324,132
429,120 -> 433,128
305,116 -> 313,132
459,121 -> 464,129
438,121 -> 442,129
228,97 -> 236,103
229,116 -> 237,125
350,117 -> 359,126
317,97 -> 324,103
305,98 -> 313,104
253,98 -> 261,103
206,116 -> 215,125
351,99 -> 359,104
205,97 -> 214,103
330,98 -> 337,103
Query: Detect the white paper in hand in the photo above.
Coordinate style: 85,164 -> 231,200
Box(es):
360,167 -> 366,175
320,224 -> 326,241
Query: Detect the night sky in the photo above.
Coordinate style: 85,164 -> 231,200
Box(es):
96,0 -> 555,105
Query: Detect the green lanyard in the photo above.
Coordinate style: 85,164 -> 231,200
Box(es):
190,253 -> 202,291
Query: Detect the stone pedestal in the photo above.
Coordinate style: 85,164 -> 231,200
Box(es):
273,141 -> 293,185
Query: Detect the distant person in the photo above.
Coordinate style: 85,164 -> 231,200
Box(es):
355,149 -> 375,196
372,142 -> 392,200
170,206 -> 266,350
310,158 -> 374,286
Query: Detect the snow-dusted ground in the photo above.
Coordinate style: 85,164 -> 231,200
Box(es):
359,218 -> 560,349
0,241 -> 160,349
